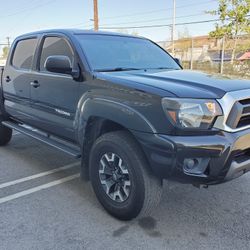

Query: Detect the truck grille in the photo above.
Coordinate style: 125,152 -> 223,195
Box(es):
227,98 -> 250,129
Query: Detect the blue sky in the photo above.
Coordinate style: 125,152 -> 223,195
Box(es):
0,0 -> 219,44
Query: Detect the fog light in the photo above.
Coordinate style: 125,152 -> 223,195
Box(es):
184,159 -> 196,170
183,158 -> 210,175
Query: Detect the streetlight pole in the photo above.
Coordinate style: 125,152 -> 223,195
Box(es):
93,0 -> 99,31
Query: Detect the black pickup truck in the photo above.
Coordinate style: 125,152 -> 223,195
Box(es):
1,29 -> 250,220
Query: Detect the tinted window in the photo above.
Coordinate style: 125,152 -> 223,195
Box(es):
12,38 -> 37,70
76,35 -> 180,71
40,37 -> 73,72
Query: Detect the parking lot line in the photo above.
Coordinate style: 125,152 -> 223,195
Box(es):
0,173 -> 80,205
0,162 -> 79,189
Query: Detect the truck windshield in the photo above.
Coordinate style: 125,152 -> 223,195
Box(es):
76,34 -> 181,72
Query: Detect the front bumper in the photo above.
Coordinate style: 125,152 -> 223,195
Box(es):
133,129 -> 250,185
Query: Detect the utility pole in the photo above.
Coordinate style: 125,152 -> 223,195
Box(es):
171,0 -> 176,55
93,0 -> 99,31
6,37 -> 10,49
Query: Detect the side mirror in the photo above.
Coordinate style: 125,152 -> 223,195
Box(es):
174,58 -> 182,66
45,55 -> 79,78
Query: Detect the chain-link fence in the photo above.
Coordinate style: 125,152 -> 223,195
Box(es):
158,35 -> 250,79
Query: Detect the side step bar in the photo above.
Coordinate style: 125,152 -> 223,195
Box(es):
2,121 -> 81,158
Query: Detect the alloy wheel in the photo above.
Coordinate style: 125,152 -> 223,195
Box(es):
98,152 -> 131,203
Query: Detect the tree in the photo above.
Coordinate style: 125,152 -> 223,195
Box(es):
2,46 -> 9,59
208,0 -> 250,63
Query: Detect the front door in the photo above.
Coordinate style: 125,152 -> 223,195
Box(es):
29,35 -> 80,141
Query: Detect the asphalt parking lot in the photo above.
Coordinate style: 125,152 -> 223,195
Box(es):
0,132 -> 250,250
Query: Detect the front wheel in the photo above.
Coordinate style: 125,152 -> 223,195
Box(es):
89,131 -> 163,220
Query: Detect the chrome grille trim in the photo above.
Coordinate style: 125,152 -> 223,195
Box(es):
214,89 -> 250,132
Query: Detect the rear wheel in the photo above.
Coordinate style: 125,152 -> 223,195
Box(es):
89,131 -> 162,220
0,118 -> 12,146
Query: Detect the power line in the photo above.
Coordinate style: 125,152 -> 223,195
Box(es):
0,0 -> 58,41
0,0 -> 55,18
0,0 -> 39,17
57,12 -> 211,30
5,0 -> 41,13
0,0 -> 216,35
99,16 -> 250,30
99,13 -> 206,26
100,0 -> 217,20
175,0 -> 217,9
56,11 -> 245,31
100,19 -> 218,30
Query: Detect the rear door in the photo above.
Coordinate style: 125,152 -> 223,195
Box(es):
29,35 -> 81,141
2,37 -> 38,122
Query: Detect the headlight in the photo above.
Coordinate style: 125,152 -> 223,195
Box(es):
162,98 -> 222,129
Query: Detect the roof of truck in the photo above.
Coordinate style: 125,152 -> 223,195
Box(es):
16,29 -> 142,40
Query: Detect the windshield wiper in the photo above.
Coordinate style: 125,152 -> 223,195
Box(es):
94,67 -> 142,72
146,67 -> 178,70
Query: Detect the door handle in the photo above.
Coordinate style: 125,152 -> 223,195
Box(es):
5,76 -> 11,83
30,80 -> 40,88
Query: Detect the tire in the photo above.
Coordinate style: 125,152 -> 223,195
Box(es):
0,118 -> 12,146
89,131 -> 163,221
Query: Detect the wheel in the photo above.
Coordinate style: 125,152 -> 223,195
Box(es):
0,118 -> 12,146
89,131 -> 163,220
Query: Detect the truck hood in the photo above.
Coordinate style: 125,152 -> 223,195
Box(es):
99,69 -> 250,99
